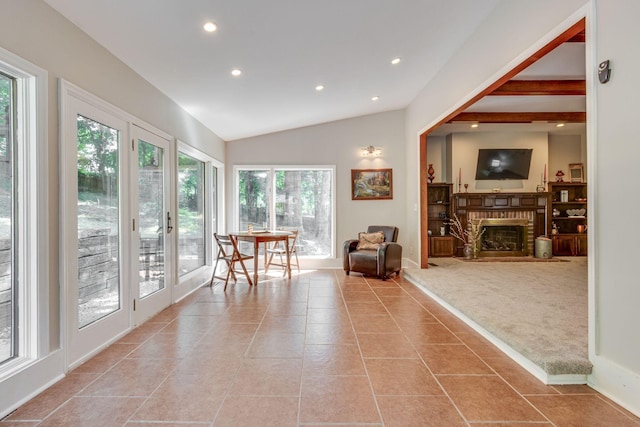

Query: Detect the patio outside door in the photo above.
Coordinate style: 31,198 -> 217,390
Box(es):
131,125 -> 173,325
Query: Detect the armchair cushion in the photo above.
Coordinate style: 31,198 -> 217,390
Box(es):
356,231 -> 385,250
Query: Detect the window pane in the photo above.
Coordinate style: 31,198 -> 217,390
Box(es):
76,115 -> 120,329
178,152 -> 205,275
0,73 -> 14,362
138,140 -> 164,298
275,169 -> 332,257
238,170 -> 270,231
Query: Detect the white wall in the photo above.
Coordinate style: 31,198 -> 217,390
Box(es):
588,0 -> 640,413
227,110 -> 407,266
549,134 -> 586,181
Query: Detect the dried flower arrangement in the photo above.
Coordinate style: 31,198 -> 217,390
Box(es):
446,214 -> 485,246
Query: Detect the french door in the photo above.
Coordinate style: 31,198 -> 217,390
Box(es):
131,125 -> 172,325
62,94 -> 131,368
61,82 -> 175,368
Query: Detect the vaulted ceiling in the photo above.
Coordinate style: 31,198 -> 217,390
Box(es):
43,0 -> 584,141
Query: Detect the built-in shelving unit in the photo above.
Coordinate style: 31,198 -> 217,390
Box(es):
548,182 -> 588,256
427,183 -> 454,257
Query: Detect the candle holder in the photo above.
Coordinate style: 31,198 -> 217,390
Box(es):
464,183 -> 468,193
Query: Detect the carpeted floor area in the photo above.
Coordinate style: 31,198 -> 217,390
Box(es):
404,257 -> 590,379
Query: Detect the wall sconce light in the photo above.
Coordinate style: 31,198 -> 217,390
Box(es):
361,145 -> 382,157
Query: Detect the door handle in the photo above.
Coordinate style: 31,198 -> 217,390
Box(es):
167,212 -> 173,234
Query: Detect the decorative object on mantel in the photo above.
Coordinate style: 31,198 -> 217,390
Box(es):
446,214 -> 485,260
464,183 -> 469,192
427,164 -> 435,183
536,164 -> 546,192
569,163 -> 584,183
555,170 -> 565,182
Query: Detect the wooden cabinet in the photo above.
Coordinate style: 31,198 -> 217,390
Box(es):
427,183 -> 454,256
552,234 -> 587,256
548,182 -> 588,256
429,236 -> 455,257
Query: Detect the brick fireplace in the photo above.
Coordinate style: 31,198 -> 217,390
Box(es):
454,192 -> 547,257
470,217 -> 531,257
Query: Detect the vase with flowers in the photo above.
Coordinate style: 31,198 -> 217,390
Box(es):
446,214 -> 485,259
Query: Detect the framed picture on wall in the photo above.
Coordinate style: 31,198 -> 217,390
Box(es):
351,169 -> 393,200
569,163 -> 584,183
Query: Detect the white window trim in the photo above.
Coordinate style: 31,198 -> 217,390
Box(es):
0,46 -> 52,416
233,165 -> 336,259
0,47 -> 48,376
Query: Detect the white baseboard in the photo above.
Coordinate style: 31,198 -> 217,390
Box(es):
0,350 -> 65,419
588,355 -> 640,417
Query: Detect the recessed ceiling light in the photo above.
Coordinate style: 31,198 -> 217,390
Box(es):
391,58 -> 401,65
556,123 -> 565,127
470,123 -> 479,128
371,96 -> 380,101
315,85 -> 324,91
231,68 -> 242,77
203,22 -> 217,32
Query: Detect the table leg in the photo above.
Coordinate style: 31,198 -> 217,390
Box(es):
285,236 -> 291,279
253,240 -> 260,286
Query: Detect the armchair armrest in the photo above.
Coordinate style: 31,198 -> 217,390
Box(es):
343,239 -> 359,270
376,242 -> 403,276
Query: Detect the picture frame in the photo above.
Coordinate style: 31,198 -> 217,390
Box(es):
568,163 -> 584,183
351,168 -> 393,200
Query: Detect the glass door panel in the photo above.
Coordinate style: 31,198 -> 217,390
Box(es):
138,140 -> 165,298
76,114 -> 121,328
177,153 -> 205,276
132,126 -> 171,325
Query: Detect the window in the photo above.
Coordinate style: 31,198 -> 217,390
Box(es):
0,48 -> 47,372
0,72 -> 15,363
237,167 -> 334,257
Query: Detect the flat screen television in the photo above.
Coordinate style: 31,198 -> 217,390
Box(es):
474,148 -> 533,180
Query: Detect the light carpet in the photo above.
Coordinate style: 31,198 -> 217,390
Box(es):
404,257 -> 591,376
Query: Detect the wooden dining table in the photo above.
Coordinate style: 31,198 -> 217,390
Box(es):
228,230 -> 292,286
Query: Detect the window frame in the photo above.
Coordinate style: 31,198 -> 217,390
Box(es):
176,141 -> 223,281
233,165 -> 336,259
0,47 -> 48,378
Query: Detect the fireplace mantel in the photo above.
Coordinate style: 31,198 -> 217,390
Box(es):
453,192 -> 548,256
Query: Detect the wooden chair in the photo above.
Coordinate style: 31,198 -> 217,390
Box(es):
209,233 -> 253,290
265,228 -> 300,275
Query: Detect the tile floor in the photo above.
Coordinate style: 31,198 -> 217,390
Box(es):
3,270 -> 639,426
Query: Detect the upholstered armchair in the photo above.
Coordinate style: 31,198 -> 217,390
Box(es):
343,225 -> 402,280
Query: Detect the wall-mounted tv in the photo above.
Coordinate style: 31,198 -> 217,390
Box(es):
475,148 -> 533,180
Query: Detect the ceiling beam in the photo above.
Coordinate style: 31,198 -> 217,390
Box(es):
489,80 -> 586,96
449,112 -> 586,123
567,31 -> 586,42
419,18 -> 586,134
